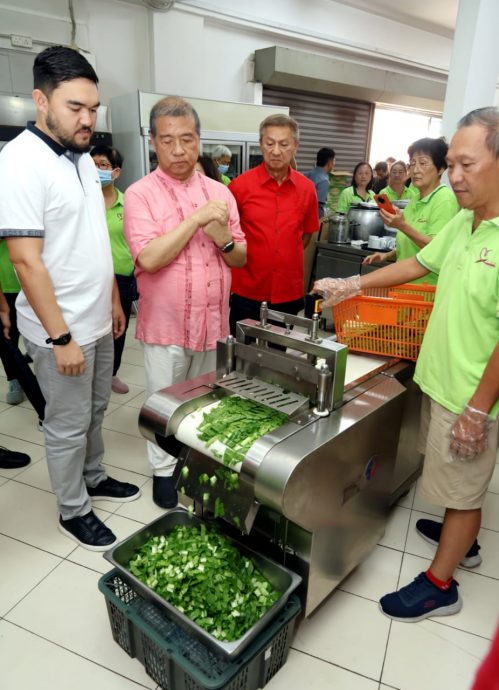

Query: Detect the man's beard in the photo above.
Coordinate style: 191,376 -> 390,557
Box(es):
46,111 -> 93,153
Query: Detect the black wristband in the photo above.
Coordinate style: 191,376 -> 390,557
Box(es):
46,332 -> 72,346
220,239 -> 235,253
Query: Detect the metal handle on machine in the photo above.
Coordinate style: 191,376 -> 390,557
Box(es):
260,306 -> 322,343
225,335 -> 235,375
313,364 -> 332,416
260,302 -> 269,328
305,313 -> 322,343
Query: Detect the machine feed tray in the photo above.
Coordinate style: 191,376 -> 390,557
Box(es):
104,508 -> 301,659
215,371 -> 307,416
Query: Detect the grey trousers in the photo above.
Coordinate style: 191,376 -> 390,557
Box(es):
25,333 -> 113,519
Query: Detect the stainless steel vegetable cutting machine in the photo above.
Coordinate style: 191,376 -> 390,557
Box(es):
139,305 -> 420,616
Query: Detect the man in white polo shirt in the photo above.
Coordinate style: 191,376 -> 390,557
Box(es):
0,46 -> 140,551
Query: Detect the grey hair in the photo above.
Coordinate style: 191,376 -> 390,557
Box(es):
458,107 -> 499,158
149,96 -> 201,137
212,144 -> 232,159
259,114 -> 300,142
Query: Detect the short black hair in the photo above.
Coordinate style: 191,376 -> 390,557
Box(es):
91,144 -> 123,169
407,137 -> 448,171
33,46 -> 98,96
316,147 -> 335,167
374,161 -> 388,174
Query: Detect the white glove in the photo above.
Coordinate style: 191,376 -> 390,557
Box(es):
313,275 -> 361,308
450,403 -> 493,461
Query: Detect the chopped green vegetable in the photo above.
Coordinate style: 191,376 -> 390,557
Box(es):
128,524 -> 280,641
215,467 -> 239,491
214,496 -> 225,518
181,466 -> 189,478
198,473 -> 210,485
197,396 -> 288,467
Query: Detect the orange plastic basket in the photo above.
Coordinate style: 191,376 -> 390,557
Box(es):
332,283 -> 436,361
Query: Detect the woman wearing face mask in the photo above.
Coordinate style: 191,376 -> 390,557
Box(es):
211,144 -> 232,185
336,161 -> 375,213
91,145 -> 136,394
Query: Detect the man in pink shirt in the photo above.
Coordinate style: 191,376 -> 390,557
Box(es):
124,96 -> 246,508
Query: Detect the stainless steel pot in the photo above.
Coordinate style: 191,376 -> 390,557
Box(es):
347,204 -> 385,241
328,212 -> 351,243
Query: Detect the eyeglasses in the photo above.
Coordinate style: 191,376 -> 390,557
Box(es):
408,158 -> 433,170
93,158 -> 114,170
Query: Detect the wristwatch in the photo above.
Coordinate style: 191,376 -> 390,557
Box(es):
220,239 -> 235,253
46,332 -> 72,346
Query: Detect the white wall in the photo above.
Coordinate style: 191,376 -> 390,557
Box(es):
0,0 -> 496,109
0,0 -> 151,103
149,0 -> 455,104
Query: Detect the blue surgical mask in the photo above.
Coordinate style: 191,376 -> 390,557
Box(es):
218,164 -> 229,174
98,169 -> 113,187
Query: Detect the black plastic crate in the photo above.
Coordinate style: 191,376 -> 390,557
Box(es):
99,569 -> 301,690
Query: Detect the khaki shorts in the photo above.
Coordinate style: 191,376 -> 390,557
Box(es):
418,395 -> 499,510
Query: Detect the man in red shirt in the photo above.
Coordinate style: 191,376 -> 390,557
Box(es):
228,114 -> 319,332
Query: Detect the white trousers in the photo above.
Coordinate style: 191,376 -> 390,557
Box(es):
143,344 -> 216,476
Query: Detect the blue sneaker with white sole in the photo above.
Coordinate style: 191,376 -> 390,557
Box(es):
379,572 -> 462,622
416,518 -> 482,568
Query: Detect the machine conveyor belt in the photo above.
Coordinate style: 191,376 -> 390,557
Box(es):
176,400 -> 244,472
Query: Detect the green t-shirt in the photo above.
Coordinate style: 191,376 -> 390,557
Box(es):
107,189 -> 134,276
0,240 -> 20,293
336,186 -> 375,213
396,184 -> 460,285
414,209 -> 499,417
220,173 -> 231,186
379,185 -> 418,202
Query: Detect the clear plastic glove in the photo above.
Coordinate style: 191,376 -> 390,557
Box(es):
312,275 -> 361,308
450,403 -> 492,461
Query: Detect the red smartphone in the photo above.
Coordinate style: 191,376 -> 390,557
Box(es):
374,193 -> 396,215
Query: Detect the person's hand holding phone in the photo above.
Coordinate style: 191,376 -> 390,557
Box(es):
378,205 -> 405,229
374,193 -> 396,214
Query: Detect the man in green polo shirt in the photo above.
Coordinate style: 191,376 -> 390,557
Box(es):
314,106 -> 499,622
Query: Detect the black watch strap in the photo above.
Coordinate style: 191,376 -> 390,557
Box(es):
220,239 -> 235,253
46,332 -> 72,346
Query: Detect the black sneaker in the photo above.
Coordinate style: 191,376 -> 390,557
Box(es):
379,572 -> 462,622
0,446 -> 31,469
153,475 -> 178,509
58,511 -> 118,551
416,518 -> 482,568
87,476 -> 141,503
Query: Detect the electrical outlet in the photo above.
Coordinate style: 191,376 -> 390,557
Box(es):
10,34 -> 33,49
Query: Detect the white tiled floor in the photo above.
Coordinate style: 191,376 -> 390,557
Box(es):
0,328 -> 498,690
